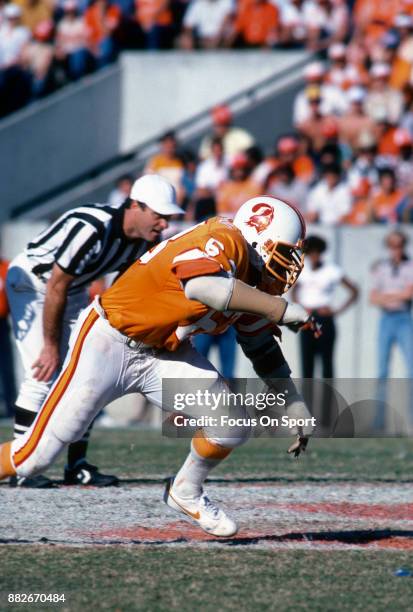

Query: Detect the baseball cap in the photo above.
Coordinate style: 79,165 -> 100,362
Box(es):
303,61 -> 325,81
306,84 -> 322,101
370,63 -> 391,79
130,175 -> 184,215
230,152 -> 249,169
4,4 -> 22,18
211,105 -> 232,126
277,136 -> 298,154
328,43 -> 346,60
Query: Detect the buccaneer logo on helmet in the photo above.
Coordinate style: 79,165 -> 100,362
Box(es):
233,196 -> 306,294
245,203 -> 274,234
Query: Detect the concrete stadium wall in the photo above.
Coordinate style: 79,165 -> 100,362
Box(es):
0,66 -> 122,222
2,222 -> 413,382
119,51 -> 307,153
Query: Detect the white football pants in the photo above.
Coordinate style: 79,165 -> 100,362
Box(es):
11,300 -> 250,477
6,253 -> 88,413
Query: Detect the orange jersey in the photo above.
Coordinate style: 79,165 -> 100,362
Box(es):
101,217 -> 251,351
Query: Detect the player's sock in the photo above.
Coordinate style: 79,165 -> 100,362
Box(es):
173,430 -> 232,498
66,431 -> 90,469
13,404 -> 38,439
0,442 -> 16,479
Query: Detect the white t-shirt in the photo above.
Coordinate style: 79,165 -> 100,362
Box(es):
293,83 -> 348,125
306,180 -> 352,225
0,24 -> 30,68
296,262 -> 344,310
183,0 -> 234,39
195,157 -> 228,190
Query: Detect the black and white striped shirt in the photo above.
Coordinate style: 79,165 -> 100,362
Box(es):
25,204 -> 151,292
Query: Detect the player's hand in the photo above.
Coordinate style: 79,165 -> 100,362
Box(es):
32,344 -> 60,382
287,436 -> 309,457
279,302 -> 310,328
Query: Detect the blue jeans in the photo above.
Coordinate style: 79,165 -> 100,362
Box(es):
378,311 -> 413,379
193,327 -> 237,380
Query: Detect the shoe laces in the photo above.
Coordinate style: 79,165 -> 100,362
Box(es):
201,494 -> 220,518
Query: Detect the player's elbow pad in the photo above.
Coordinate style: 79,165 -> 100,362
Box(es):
184,275 -> 235,311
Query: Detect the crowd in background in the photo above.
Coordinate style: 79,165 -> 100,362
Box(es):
0,0 -> 388,117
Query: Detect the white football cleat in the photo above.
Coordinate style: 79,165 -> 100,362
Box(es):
164,477 -> 238,537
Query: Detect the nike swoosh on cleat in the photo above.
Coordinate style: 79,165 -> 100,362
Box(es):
169,490 -> 200,520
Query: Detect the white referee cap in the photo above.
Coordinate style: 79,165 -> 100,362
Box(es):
130,175 -> 184,215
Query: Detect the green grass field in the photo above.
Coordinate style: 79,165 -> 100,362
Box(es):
1,426 -> 412,611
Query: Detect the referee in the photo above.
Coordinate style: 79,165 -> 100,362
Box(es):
6,174 -> 183,487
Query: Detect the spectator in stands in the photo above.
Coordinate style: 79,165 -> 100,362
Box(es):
179,0 -> 233,49
84,0 -> 121,67
400,83 -> 413,134
389,13 -> 413,89
343,177 -> 373,225
370,229 -> 413,382
55,1 -> 92,81
21,18 -> 54,97
266,164 -> 308,212
0,4 -> 32,116
338,86 -> 377,150
215,152 -> 260,216
393,128 -> 413,194
296,85 -> 339,153
305,0 -> 349,52
195,135 -> 228,197
306,163 -> 352,224
0,254 -> 17,418
374,108 -> 399,159
199,104 -> 255,160
135,0 -> 173,49
293,61 -> 347,126
145,130 -> 184,200
226,0 -> 280,49
365,63 -> 403,125
279,0 -> 309,47
371,167 -> 408,223
348,131 -> 380,189
326,42 -> 365,91
108,174 -> 134,207
15,0 -> 53,32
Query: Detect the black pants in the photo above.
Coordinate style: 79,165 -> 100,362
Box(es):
300,314 -> 336,430
0,318 -> 17,417
300,314 -> 336,378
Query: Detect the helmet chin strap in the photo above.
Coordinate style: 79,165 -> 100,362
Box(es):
247,242 -> 265,273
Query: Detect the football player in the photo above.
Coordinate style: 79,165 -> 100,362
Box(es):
0,196 -> 315,536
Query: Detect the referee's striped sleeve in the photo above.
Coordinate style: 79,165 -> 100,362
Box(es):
55,220 -> 100,276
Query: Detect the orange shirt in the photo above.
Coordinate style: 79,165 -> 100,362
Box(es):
101,217 -> 251,350
371,189 -> 405,222
293,156 -> 315,183
342,199 -> 371,225
0,259 -> 10,319
216,179 -> 261,216
84,3 -> 121,47
354,0 -> 401,40
234,1 -> 279,45
378,128 -> 398,156
136,0 -> 172,30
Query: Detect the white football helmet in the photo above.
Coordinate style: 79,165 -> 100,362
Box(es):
233,196 -> 306,293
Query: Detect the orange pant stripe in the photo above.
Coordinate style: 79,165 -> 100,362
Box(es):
0,442 -> 16,478
14,310 -> 99,467
193,430 -> 232,460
